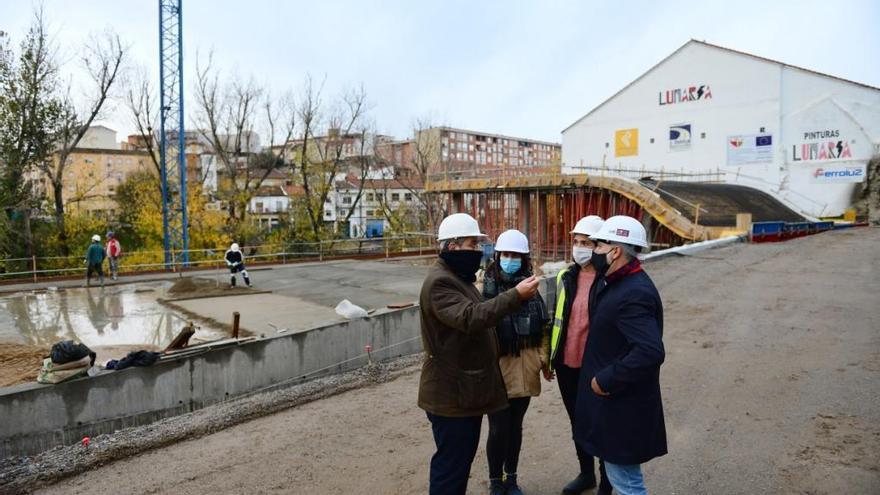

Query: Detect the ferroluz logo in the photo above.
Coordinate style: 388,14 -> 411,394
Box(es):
813,167 -> 863,179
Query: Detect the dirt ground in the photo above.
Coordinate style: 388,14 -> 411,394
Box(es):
0,343 -> 49,388
21,228 -> 880,494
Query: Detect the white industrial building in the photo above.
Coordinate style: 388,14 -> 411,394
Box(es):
562,40 -> 880,219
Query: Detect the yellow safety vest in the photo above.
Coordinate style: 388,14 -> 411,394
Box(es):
548,267 -> 570,372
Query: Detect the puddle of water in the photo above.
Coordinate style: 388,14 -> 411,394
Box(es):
0,281 -> 228,354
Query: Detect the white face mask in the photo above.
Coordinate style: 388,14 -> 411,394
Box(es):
572,246 -> 593,267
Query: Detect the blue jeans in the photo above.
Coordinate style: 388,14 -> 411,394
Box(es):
427,412 -> 482,495
604,461 -> 647,495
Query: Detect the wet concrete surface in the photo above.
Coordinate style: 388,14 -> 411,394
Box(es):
0,281 -> 227,361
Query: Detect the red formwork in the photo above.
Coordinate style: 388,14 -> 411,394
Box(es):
447,185 -> 686,263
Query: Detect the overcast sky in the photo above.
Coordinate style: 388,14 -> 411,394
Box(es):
2,0 -> 878,143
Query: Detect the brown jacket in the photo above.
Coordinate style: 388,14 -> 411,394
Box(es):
417,259 -> 522,417
498,333 -> 550,399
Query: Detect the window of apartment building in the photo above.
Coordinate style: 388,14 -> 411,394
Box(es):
325,210 -> 332,217
256,201 -> 264,211
338,208 -> 348,216
325,197 -> 331,204
342,196 -> 352,204
468,144 -> 473,152
366,193 -> 374,201
404,193 -> 412,201
276,200 -> 283,211
391,193 -> 400,201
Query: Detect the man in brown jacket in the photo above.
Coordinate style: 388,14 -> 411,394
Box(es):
419,213 -> 539,495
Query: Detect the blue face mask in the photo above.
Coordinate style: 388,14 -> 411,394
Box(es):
499,257 -> 522,275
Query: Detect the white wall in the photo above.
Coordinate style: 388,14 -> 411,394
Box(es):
81,126 -> 119,150
562,41 -> 880,218
779,68 -> 880,216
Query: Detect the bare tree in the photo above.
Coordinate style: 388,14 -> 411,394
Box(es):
35,28 -> 126,255
123,66 -> 162,181
290,77 -> 369,240
192,55 -> 296,241
393,117 -> 450,233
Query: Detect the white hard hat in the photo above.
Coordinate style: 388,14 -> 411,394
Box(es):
590,215 -> 648,248
437,213 -> 485,241
230,243 -> 240,252
571,215 -> 604,236
91,234 -> 100,242
494,229 -> 529,254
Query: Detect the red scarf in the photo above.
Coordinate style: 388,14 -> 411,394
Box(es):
605,257 -> 642,284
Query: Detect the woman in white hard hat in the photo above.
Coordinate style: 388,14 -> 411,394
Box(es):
482,229 -> 550,495
549,215 -> 612,495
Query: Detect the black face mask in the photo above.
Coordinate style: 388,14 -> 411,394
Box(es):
590,249 -> 611,276
440,250 -> 483,283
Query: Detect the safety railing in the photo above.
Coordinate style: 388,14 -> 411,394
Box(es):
0,234 -> 437,283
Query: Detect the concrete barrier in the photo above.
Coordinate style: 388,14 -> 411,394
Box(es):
0,306 -> 422,458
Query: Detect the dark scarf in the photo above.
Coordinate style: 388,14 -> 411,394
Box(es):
605,257 -> 643,284
483,266 -> 549,356
439,250 -> 482,283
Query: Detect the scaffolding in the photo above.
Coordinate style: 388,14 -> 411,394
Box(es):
158,0 -> 189,267
427,172 -> 712,262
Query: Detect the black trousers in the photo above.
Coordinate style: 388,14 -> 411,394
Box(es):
556,363 -> 607,483
86,263 -> 104,282
427,412 -> 482,495
487,396 -> 531,479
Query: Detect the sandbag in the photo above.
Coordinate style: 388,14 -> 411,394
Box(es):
36,358 -> 89,384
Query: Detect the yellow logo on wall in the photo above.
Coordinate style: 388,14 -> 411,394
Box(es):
615,128 -> 639,157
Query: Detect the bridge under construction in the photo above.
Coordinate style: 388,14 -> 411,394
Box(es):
427,172 -> 804,260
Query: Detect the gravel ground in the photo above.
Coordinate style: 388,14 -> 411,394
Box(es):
3,228 -> 879,495
0,355 -> 423,495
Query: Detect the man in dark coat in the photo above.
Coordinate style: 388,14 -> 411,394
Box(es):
575,215 -> 667,495
418,213 -> 539,495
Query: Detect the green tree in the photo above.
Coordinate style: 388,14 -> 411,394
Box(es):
0,13 -> 67,257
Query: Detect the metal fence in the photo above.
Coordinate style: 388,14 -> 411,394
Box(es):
0,234 -> 438,283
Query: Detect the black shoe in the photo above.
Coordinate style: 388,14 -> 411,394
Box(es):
562,473 -> 596,495
504,474 -> 524,495
596,480 -> 613,495
489,478 -> 506,495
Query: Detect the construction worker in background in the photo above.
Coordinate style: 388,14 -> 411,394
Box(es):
575,215 -> 667,495
418,213 -> 540,495
224,243 -> 252,288
84,234 -> 106,288
482,229 -> 550,495
106,231 -> 122,280
548,215 -> 612,495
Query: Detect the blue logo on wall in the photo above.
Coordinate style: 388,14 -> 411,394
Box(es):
669,124 -> 691,150
670,124 -> 691,141
756,135 -> 772,147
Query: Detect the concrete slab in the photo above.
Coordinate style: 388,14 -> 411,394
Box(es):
222,259 -> 429,310
172,293 -> 343,335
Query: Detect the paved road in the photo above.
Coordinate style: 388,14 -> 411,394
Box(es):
35,228 -> 880,494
